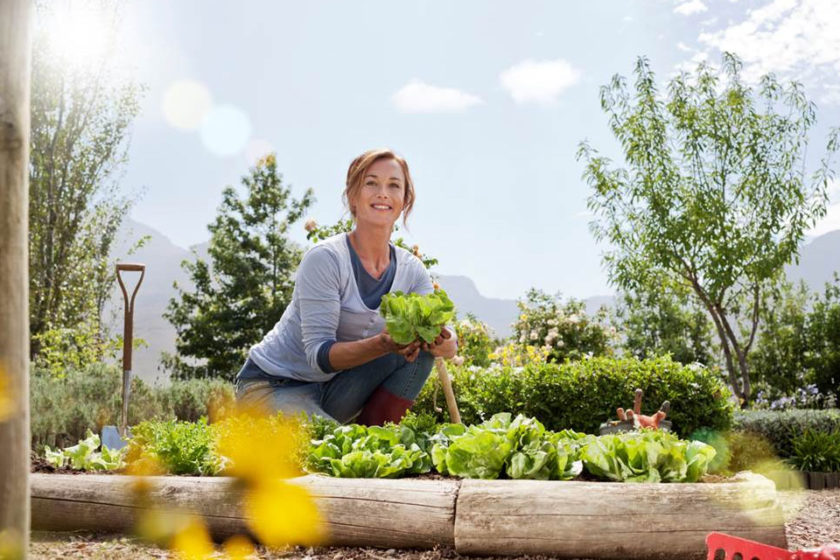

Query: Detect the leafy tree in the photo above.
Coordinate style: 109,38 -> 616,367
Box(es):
28,0 -> 143,369
748,279 -> 811,396
164,155 -> 314,380
807,274 -> 840,398
617,273 -> 715,366
578,53 -> 839,404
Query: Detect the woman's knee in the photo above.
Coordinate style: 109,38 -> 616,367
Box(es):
382,350 -> 435,400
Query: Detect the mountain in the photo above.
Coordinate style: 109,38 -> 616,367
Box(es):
106,219 -> 840,384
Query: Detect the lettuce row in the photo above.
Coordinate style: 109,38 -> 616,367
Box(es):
306,412 -> 716,483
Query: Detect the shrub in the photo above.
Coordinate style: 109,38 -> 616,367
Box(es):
30,363 -> 236,453
30,363 -> 167,451
512,289 -> 615,363
733,409 -> 840,458
788,428 -> 840,472
126,418 -> 222,475
724,430 -> 781,474
415,356 -> 733,438
453,314 -> 496,368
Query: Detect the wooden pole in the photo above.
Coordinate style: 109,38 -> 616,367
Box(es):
0,0 -> 33,556
434,358 -> 461,424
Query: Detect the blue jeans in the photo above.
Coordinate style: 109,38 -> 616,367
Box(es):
234,351 -> 435,423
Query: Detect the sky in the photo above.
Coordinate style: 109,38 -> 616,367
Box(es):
52,0 -> 840,300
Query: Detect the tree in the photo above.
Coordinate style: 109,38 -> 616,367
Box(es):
617,273 -> 715,366
806,275 -> 840,399
164,154 -> 314,380
28,0 -> 142,366
578,53 -> 839,404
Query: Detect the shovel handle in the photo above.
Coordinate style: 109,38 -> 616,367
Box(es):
116,263 -> 145,372
435,358 -> 461,424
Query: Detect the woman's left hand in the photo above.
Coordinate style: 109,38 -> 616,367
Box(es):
421,327 -> 457,359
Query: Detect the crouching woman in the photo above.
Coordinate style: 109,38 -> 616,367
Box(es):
234,148 -> 456,425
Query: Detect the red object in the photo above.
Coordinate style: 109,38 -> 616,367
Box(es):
357,386 -> 413,426
706,532 -> 840,560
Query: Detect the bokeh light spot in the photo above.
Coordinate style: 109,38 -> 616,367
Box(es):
200,104 -> 252,157
162,80 -> 212,131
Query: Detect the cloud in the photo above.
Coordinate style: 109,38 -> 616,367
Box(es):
499,59 -> 581,105
674,0 -> 708,15
392,80 -> 483,114
695,0 -> 840,103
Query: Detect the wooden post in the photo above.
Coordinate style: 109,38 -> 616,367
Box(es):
0,0 -> 33,557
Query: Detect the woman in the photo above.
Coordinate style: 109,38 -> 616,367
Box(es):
234,148 -> 457,425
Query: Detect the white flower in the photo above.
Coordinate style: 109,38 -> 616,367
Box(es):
459,319 -> 472,329
567,314 -> 580,324
557,339 -> 565,347
451,355 -> 465,366
547,319 -> 558,327
548,328 -> 559,337
530,331 -> 539,340
304,218 -> 318,232
519,335 -> 526,343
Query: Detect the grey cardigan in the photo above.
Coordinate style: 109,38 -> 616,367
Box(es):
248,233 -> 434,382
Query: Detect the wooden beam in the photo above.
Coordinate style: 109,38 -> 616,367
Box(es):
31,474 -> 460,549
0,0 -> 33,557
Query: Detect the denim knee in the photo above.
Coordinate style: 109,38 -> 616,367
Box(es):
382,350 -> 435,400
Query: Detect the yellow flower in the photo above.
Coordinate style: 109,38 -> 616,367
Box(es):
223,535 -> 256,560
170,515 -> 214,560
244,478 -> 325,548
0,365 -> 15,423
214,409 -> 303,483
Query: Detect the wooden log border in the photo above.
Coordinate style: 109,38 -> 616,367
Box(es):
31,472 -> 786,559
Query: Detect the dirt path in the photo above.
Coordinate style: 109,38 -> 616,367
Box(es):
30,489 -> 840,559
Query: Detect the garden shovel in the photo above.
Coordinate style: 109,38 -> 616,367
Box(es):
102,263 -> 145,450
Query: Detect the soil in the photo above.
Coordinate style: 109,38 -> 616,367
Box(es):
29,488 -> 840,559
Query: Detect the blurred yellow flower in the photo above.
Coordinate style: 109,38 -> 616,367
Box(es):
223,534 -> 256,560
170,515 -> 214,560
214,409 -> 303,483
0,365 -> 16,423
244,478 -> 324,548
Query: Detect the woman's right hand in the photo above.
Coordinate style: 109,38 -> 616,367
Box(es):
377,330 -> 421,362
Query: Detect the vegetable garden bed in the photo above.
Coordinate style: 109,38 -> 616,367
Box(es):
31,471 -> 786,559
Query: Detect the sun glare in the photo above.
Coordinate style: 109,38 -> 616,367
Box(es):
41,1 -> 114,67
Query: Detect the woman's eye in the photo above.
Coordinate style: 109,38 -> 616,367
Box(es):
390,183 -> 400,188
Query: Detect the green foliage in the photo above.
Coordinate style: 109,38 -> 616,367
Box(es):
307,412 -> 714,482
44,430 -> 126,471
788,428 -> 840,472
164,154 -> 314,379
579,53 -> 840,403
734,409 -> 840,458
581,429 -> 715,483
414,356 -> 734,438
807,275 -> 840,398
748,280 -> 812,396
380,290 -> 455,344
453,314 -> 496,368
724,430 -> 780,474
306,421 -> 431,478
30,363 -> 235,453
28,1 -> 145,365
512,289 -> 614,363
616,274 -> 715,366
126,418 -> 223,475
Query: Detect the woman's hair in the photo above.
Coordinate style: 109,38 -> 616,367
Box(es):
344,148 -> 415,225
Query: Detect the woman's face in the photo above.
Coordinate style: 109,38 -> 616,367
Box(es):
351,158 -> 406,228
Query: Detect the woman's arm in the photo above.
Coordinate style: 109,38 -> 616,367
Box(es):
328,332 -> 421,370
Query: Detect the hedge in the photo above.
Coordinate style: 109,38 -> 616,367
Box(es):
415,356 -> 734,438
733,409 -> 840,458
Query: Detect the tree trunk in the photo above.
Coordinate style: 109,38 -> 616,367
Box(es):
0,1 -> 33,557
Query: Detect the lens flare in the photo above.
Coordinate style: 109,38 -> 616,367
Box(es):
162,80 -> 213,131
200,104 -> 252,157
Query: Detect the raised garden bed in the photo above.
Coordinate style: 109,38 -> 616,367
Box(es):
31,471 -> 786,559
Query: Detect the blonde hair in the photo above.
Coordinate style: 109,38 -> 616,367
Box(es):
344,148 -> 415,225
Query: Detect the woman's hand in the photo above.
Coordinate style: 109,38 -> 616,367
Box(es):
421,327 -> 457,359
377,330 -> 422,362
